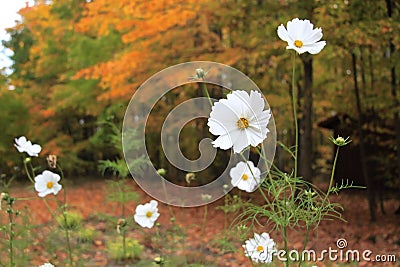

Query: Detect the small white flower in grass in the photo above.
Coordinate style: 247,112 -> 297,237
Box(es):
230,161 -> 261,192
277,18 -> 326,54
34,170 -> 62,197
39,263 -> 54,267
14,136 -> 42,157
134,200 -> 160,228
208,90 -> 271,153
243,232 -> 276,263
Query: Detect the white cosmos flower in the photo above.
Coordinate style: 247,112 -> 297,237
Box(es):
134,200 -> 160,228
14,136 -> 42,157
208,90 -> 271,153
39,263 -> 54,267
243,232 -> 276,263
277,18 -> 326,54
230,161 -> 261,192
34,170 -> 62,198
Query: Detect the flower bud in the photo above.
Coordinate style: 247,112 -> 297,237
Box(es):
154,256 -> 165,265
185,172 -> 196,185
330,136 -> 351,147
201,193 -> 212,201
0,192 -> 6,210
46,155 -> 57,169
156,168 -> 167,176
195,68 -> 206,79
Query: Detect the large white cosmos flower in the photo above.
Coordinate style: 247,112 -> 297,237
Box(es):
243,232 -> 276,263
277,18 -> 326,54
34,170 -> 62,198
230,161 -> 261,193
134,200 -> 160,228
14,136 -> 42,157
207,90 -> 271,153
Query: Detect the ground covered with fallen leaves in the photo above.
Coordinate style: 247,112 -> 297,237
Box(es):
2,178 -> 399,267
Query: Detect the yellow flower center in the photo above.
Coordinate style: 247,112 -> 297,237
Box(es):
46,181 -> 54,189
294,40 -> 303,48
257,245 -> 264,252
237,117 -> 249,130
146,211 -> 153,218
242,174 -> 248,181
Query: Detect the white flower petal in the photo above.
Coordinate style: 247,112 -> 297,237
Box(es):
277,24 -> 291,43
303,28 -> 323,44
232,134 -> 250,153
29,144 -> 42,155
304,41 -> 326,54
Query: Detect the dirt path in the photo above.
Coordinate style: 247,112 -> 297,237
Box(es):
3,179 -> 399,266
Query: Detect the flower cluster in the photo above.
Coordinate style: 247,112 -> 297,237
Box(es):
206,16 -> 327,264
14,136 -> 62,198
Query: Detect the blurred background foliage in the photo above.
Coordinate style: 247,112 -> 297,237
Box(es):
0,0 -> 399,217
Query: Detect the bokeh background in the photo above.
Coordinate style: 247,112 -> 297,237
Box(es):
0,0 -> 399,221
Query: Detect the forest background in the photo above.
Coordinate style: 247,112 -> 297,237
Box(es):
0,0 -> 399,221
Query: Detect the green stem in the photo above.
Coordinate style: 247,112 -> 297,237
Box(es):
22,160 -> 34,184
199,204 -> 208,253
223,196 -> 228,231
63,187 -> 73,266
202,204 -> 208,239
116,180 -> 127,256
155,225 -> 164,267
283,186 -> 289,267
59,166 -> 73,266
62,211 -> 73,266
298,225 -> 311,267
292,52 -> 298,179
160,176 -> 176,220
8,208 -> 14,267
239,152 -> 272,207
324,147 -> 340,202
42,198 -> 57,219
202,81 -> 213,107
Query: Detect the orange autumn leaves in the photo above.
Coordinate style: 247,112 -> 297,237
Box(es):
73,0 -> 202,100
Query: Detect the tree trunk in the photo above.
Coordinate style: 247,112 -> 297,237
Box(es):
298,56 -> 313,181
352,52 -> 376,221
386,0 -> 400,177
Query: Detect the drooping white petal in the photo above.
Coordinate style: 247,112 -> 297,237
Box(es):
305,41 -> 326,54
28,144 -> 42,156
277,24 -> 291,43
